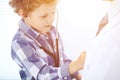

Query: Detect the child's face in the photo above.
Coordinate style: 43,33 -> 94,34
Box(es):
24,3 -> 57,34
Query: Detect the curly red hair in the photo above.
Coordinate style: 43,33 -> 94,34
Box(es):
9,0 -> 58,16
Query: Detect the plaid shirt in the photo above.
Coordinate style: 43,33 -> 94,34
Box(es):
11,19 -> 77,80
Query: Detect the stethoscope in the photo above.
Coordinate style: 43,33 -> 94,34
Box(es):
19,10 -> 60,67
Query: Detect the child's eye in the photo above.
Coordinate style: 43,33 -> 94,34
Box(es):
40,14 -> 47,18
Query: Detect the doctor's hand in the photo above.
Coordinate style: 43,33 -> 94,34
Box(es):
69,51 -> 86,75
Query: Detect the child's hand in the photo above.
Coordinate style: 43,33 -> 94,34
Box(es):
77,51 -> 86,70
69,51 -> 86,75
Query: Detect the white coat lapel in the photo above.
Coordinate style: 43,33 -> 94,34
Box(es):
96,13 -> 120,38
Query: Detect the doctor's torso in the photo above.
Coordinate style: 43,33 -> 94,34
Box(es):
82,12 -> 120,80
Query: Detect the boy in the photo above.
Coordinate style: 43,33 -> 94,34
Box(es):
9,0 -> 86,80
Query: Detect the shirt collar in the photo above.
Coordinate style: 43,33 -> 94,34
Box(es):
19,19 -> 57,41
19,19 -> 41,39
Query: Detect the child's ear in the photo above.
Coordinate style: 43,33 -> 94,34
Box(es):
18,9 -> 25,17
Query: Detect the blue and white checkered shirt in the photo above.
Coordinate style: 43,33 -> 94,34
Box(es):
11,19 -> 77,80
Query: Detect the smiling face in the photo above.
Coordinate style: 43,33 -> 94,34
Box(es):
23,3 -> 57,34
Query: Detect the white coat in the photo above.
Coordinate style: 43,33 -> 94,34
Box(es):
82,1 -> 120,80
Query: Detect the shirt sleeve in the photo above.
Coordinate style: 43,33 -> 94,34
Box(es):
62,52 -> 80,79
12,39 -> 72,80
58,34 -> 80,79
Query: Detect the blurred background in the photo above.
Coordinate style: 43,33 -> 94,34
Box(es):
0,0 -> 110,79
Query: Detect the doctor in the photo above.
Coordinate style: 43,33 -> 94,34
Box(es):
82,0 -> 120,80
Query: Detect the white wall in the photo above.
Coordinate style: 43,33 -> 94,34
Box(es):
0,0 -> 21,79
0,0 -> 110,79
